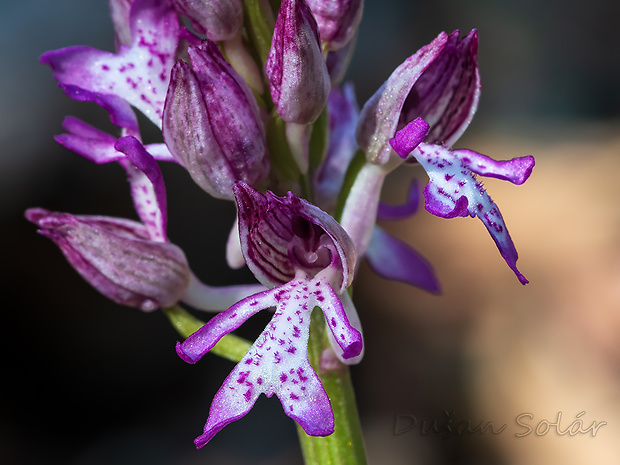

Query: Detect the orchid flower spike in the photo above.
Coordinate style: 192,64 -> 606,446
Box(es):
176,182 -> 363,447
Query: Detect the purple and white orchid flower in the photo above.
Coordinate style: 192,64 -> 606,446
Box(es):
390,121 -> 534,284
31,131 -> 264,311
176,182 -> 363,447
41,0 -> 179,128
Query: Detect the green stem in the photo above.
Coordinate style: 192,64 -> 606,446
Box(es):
163,305 -> 251,363
297,309 -> 367,465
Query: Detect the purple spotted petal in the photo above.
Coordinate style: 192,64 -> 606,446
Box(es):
234,182 -> 357,293
366,226 -> 440,293
26,208 -> 190,311
115,136 -> 168,242
41,0 -> 179,127
377,178 -> 420,221
390,124 -> 534,284
307,0 -> 363,50
266,0 -> 331,124
325,290 -> 364,364
176,276 -> 362,447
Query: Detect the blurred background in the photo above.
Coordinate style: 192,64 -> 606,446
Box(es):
2,1 -> 620,464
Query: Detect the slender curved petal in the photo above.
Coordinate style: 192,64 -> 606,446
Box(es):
366,226 -> 440,293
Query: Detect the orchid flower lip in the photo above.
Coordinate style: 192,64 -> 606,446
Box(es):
390,120 -> 533,285
176,273 -> 362,446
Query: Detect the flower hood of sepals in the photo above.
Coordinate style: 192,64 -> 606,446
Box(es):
233,182 -> 357,294
307,0 -> 364,51
41,0 -> 179,128
176,271 -> 363,448
162,40 -> 269,201
390,119 -> 535,285
356,30 -> 480,166
266,0 -> 331,124
171,0 -> 243,41
25,207 -> 190,312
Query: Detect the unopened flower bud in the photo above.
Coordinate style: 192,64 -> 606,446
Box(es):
266,0 -> 331,124
26,208 -> 191,312
163,40 -> 269,200
171,0 -> 243,41
307,0 -> 363,50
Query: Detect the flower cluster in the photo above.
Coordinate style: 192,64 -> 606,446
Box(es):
28,0 -> 534,449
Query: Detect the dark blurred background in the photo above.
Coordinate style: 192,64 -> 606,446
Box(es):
2,1 -> 620,464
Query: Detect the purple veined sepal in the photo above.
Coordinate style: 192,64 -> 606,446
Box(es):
356,29 -> 480,165
162,40 -> 269,200
390,119 -> 535,284
176,273 -> 363,447
171,0 -> 243,41
25,208 -> 191,312
306,0 -> 363,51
266,0 -> 331,124
41,0 -> 180,128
